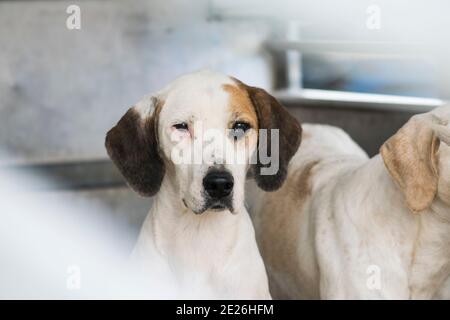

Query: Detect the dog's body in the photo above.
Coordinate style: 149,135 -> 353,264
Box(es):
105,70 -> 301,299
250,107 -> 450,299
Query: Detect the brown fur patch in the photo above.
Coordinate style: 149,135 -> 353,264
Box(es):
229,77 -> 303,192
105,99 -> 165,197
294,161 -> 319,200
222,83 -> 258,130
380,117 -> 439,212
256,161 -> 320,298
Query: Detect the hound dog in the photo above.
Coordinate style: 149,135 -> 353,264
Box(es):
105,70 -> 302,299
249,106 -> 450,299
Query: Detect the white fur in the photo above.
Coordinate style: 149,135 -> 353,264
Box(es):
250,107 -> 450,299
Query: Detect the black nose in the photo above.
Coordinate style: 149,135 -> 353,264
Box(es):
203,171 -> 234,198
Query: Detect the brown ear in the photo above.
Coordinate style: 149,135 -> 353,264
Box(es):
105,97 -> 165,197
380,116 -> 440,212
245,85 -> 302,191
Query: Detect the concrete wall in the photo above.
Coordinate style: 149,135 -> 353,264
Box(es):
0,0 -> 271,164
0,0 -> 275,235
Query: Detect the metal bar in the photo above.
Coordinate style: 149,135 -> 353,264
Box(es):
266,40 -> 430,56
274,89 -> 445,113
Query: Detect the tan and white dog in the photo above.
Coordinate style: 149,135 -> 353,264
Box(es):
105,70 -> 301,299
250,106 -> 450,299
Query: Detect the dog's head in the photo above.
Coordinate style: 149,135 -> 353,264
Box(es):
105,70 -> 302,214
381,106 -> 450,213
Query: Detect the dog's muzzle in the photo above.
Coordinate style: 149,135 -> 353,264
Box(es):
202,170 -> 234,211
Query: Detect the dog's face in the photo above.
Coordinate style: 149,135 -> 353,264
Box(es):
381,106 -> 450,212
157,73 -> 259,213
105,70 -> 302,214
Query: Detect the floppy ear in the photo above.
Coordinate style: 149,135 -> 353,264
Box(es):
245,85 -> 302,191
380,116 -> 440,213
105,96 -> 165,197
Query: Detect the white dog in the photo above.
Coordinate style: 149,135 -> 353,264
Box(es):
250,106 -> 450,299
105,70 -> 301,299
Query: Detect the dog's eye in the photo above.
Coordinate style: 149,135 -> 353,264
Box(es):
230,121 -> 251,140
173,122 -> 189,131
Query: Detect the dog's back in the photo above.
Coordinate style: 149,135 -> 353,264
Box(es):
248,123 -> 369,299
291,124 -> 368,166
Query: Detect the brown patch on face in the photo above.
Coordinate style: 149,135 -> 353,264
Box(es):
230,77 -> 302,192
223,83 -> 258,130
255,161 -> 320,299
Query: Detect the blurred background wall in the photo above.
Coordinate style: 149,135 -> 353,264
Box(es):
0,0 -> 449,239
0,0 -> 273,238
0,0 -> 272,164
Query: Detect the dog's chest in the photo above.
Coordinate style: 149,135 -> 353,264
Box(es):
142,212 -> 268,298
